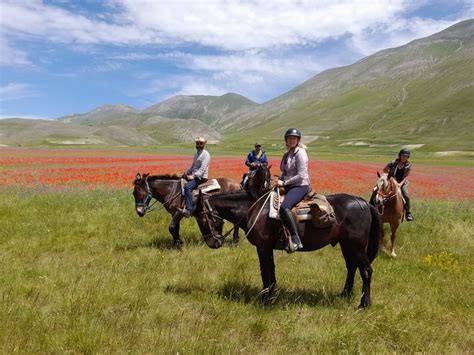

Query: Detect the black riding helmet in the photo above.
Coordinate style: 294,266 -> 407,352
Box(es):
284,128 -> 302,139
399,148 -> 411,157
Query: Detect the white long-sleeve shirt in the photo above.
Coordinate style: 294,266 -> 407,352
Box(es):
186,149 -> 210,179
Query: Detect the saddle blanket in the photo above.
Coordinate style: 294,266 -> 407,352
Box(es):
182,178 -> 221,196
269,189 -> 336,228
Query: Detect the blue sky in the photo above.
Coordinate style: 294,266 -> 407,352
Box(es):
0,0 -> 472,119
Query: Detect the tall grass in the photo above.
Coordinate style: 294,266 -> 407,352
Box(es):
1,187 -> 472,353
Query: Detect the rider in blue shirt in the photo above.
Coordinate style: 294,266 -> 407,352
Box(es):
242,142 -> 268,188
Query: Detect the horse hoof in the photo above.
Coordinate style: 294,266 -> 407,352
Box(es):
340,291 -> 353,299
390,251 -> 397,258
174,241 -> 184,250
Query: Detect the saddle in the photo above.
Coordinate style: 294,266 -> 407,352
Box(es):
269,189 -> 336,228
180,178 -> 221,197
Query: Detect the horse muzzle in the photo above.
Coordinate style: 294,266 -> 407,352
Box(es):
136,206 -> 146,217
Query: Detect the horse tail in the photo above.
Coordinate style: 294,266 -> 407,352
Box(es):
367,203 -> 381,263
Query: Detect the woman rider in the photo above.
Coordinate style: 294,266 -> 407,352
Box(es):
277,128 -> 310,252
370,148 -> 414,221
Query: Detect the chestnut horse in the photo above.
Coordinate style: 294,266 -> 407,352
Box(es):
133,173 -> 242,248
373,172 -> 405,257
195,165 -> 381,308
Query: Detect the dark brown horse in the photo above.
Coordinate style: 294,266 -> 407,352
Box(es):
373,172 -> 404,257
133,173 -> 242,248
195,165 -> 381,308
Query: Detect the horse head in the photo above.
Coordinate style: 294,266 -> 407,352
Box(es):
195,190 -> 225,249
133,172 -> 152,217
374,172 -> 398,213
247,164 -> 272,195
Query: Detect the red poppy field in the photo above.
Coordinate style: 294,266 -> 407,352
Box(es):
1,147 -> 472,200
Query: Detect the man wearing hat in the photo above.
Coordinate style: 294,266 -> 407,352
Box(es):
179,137 -> 211,217
242,142 -> 268,189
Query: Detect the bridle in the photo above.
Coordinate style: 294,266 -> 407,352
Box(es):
248,165 -> 272,195
197,190 -> 273,244
375,177 -> 397,214
135,176 -> 181,214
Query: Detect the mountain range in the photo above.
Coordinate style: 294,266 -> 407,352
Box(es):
1,19 -> 473,156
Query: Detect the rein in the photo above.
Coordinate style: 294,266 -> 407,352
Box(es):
137,176 -> 182,213
376,178 -> 400,213
201,189 -> 273,242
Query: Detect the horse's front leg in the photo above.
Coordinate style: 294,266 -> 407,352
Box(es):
256,246 -> 276,304
169,212 -> 184,249
390,223 -> 399,257
231,224 -> 240,246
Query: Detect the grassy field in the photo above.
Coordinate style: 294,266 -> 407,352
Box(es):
1,187 -> 473,353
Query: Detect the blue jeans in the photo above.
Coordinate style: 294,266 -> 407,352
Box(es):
280,185 -> 310,210
184,178 -> 207,211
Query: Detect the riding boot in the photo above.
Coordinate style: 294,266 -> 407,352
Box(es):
279,208 -> 303,253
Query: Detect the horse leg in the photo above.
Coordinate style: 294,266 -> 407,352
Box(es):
340,244 -> 357,298
231,224 -> 240,246
169,213 -> 184,249
358,260 -> 373,308
256,246 -> 277,304
380,224 -> 387,254
341,261 -> 357,298
390,223 -> 399,257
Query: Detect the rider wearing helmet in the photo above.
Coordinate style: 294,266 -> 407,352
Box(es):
277,128 -> 310,252
178,136 -> 210,217
370,148 -> 414,221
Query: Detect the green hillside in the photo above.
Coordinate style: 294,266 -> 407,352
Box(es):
142,92 -> 258,126
221,19 -> 474,157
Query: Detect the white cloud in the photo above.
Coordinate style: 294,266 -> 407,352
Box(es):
0,38 -> 31,66
0,0 -> 424,50
0,83 -> 38,101
349,17 -> 468,55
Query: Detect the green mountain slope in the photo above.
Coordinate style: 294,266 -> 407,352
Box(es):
221,19 -> 474,155
142,92 -> 258,126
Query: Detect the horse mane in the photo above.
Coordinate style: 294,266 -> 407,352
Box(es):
148,174 -> 182,181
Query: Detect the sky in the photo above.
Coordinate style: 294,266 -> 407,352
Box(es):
0,0 -> 473,119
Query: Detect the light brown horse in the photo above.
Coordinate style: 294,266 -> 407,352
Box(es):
373,172 -> 405,257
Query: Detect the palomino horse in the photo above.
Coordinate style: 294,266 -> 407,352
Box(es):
373,172 -> 405,257
133,173 -> 242,248
195,165 -> 381,308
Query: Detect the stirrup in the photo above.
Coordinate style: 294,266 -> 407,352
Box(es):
285,238 -> 302,254
178,207 -> 192,217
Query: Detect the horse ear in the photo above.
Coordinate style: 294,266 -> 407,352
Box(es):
377,172 -> 381,178
268,164 -> 272,170
387,171 -> 392,179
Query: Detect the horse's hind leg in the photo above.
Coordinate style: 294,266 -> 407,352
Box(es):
231,224 -> 240,246
358,261 -> 373,308
169,213 -> 184,249
257,246 -> 276,304
390,223 -> 399,257
341,261 -> 357,298
339,245 -> 357,298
